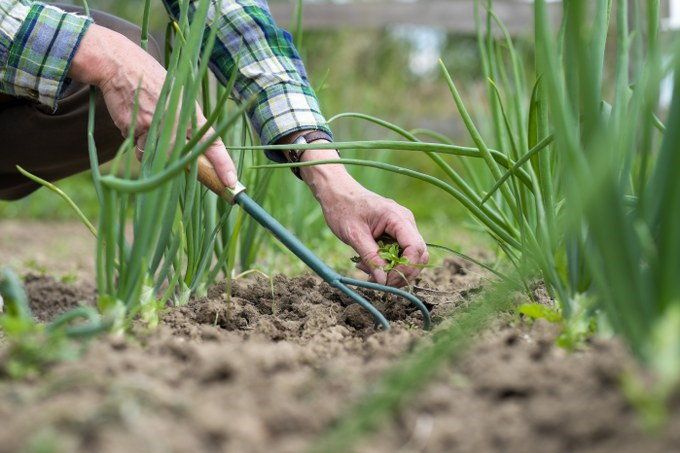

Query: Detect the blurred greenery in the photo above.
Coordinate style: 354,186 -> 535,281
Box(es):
0,173 -> 100,220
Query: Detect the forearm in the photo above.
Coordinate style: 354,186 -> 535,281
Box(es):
273,127 -> 353,197
299,148 -> 355,195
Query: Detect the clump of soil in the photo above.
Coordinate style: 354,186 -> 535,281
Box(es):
0,260 -> 676,452
163,272 -> 453,343
24,274 -> 96,323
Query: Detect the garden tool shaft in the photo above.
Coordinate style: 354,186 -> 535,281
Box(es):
197,156 -> 431,330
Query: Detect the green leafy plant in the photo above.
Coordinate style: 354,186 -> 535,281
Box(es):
15,0 -> 286,337
0,268 -> 108,378
376,240 -> 409,272
76,0 -> 263,332
517,302 -> 561,324
350,238 -> 409,273
518,294 -> 598,351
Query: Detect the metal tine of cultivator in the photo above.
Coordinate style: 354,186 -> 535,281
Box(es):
332,281 -> 390,330
196,162 -> 431,330
338,276 -> 431,330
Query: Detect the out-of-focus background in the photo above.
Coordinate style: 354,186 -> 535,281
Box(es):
2,0 -> 678,269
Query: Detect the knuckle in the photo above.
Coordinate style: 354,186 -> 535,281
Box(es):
398,206 -> 415,220
362,249 -> 380,262
388,200 -> 401,211
363,252 -> 383,268
381,198 -> 398,210
346,227 -> 361,244
337,225 -> 354,245
387,210 -> 404,223
389,204 -> 410,219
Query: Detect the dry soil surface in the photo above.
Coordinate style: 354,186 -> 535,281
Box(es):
0,259 -> 677,452
0,220 -> 96,283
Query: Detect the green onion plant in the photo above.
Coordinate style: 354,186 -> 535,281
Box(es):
252,0 -> 680,393
85,0 -> 261,331
15,0 -> 292,334
310,2 -> 680,445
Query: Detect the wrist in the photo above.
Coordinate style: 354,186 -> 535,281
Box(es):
300,145 -> 360,202
69,24 -> 119,87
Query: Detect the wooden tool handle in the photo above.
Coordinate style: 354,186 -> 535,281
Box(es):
196,155 -> 246,203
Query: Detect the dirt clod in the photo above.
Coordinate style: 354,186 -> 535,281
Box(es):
24,274 -> 96,323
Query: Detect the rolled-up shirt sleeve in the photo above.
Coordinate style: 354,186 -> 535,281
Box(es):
0,0 -> 92,109
162,0 -> 332,149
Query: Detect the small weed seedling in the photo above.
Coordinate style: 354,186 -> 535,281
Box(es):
517,294 -> 598,351
377,241 -> 410,272
0,268 -> 109,378
351,238 -> 409,273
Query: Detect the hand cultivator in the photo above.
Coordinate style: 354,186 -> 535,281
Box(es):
197,157 -> 431,330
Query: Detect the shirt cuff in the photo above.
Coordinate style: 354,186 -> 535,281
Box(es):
248,82 -> 333,148
1,3 -> 92,110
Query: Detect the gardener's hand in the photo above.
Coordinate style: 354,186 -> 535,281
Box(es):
69,24 -> 238,188
300,147 -> 428,287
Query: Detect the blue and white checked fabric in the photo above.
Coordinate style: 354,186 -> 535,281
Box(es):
0,0 -> 332,146
161,0 -> 331,146
0,0 -> 91,109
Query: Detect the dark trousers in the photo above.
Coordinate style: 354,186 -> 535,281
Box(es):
0,6 -> 161,200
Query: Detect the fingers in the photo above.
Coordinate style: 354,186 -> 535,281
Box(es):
384,209 -> 429,288
203,137 -> 238,188
132,115 -> 237,189
194,110 -> 237,188
355,261 -> 371,275
355,261 -> 382,284
351,228 -> 388,285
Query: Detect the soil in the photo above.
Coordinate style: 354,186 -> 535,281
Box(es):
0,258 -> 677,452
0,221 -> 96,284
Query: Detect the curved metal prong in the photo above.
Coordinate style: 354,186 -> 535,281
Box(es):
332,281 -> 390,330
339,277 -> 432,330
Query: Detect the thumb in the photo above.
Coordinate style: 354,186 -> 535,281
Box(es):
351,229 -> 387,284
203,138 -> 238,188
194,109 -> 237,188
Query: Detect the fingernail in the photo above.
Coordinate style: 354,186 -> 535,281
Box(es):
226,170 -> 237,188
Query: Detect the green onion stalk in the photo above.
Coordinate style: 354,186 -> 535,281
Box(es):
302,1 -> 680,445
250,0 -> 680,395
87,0 -> 257,331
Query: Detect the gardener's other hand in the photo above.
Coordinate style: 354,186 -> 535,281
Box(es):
300,147 -> 428,287
69,24 -> 238,188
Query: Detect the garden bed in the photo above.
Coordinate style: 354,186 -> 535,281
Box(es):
0,259 -> 677,452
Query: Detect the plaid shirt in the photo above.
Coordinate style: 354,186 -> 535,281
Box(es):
0,1 -> 90,107
0,0 -> 331,146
